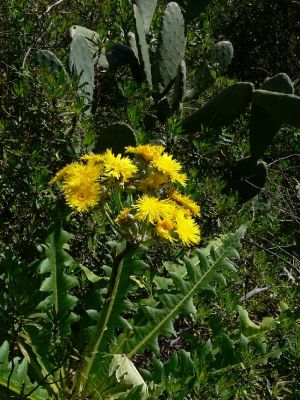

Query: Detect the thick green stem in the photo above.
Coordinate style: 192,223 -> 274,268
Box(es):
74,241 -> 135,398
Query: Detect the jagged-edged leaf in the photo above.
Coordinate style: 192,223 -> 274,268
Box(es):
76,243 -> 148,396
150,349 -> 194,384
122,226 -> 246,358
0,341 -> 49,400
37,225 -> 79,337
238,306 -> 279,358
77,353 -> 147,399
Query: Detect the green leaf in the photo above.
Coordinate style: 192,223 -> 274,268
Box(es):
75,243 -> 147,397
0,341 -> 49,400
80,264 -> 101,283
37,225 -> 79,338
122,226 -> 246,357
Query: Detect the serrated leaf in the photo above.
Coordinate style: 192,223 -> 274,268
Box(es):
0,341 -> 49,400
37,226 -> 79,337
80,265 -> 101,283
123,226 -> 246,358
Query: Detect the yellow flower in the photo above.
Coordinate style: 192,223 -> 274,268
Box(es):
134,195 -> 175,224
126,145 -> 165,161
50,162 -> 81,184
51,161 -> 102,212
151,153 -> 187,186
116,207 -> 133,224
141,172 -> 169,189
63,180 -> 101,212
174,210 -> 201,246
155,219 -> 175,242
81,153 -> 105,164
51,161 -> 102,186
102,149 -> 138,182
169,190 -> 201,216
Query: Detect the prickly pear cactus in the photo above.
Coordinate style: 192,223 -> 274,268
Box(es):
156,2 -> 186,93
133,4 -> 152,88
70,25 -> 100,60
135,0 -> 157,33
183,82 -> 253,132
250,73 -> 294,159
34,50 -> 69,80
69,35 -> 94,113
172,60 -> 186,113
128,32 -> 139,61
185,40 -> 233,100
231,157 -> 268,203
94,123 -> 136,154
252,89 -> 300,128
210,40 -> 234,73
262,72 -> 294,94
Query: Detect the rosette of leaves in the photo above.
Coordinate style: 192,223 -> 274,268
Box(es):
0,223 -> 252,399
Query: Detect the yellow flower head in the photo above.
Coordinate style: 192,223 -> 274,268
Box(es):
63,180 -> 101,212
126,145 -> 165,161
51,161 -> 102,212
134,195 -> 175,224
102,149 -> 138,182
50,162 -> 81,184
141,172 -> 169,189
169,190 -> 201,216
81,153 -> 105,165
174,209 -> 201,246
151,153 -> 187,186
155,219 -> 175,242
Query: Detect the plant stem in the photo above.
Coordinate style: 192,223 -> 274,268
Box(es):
73,241 -> 136,398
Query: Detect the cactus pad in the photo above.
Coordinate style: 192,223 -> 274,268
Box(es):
157,2 -> 186,92
94,123 -> 136,154
133,4 -> 152,88
253,90 -> 300,128
69,35 -> 94,112
70,25 -> 100,61
250,73 -> 294,159
262,73 -> 294,94
135,0 -> 157,33
34,50 -> 69,80
210,41 -> 234,73
172,60 -> 186,113
231,157 -> 267,203
183,82 -> 253,132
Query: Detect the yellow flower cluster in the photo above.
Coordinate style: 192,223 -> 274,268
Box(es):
51,149 -> 137,212
51,145 -> 201,246
134,194 -> 200,246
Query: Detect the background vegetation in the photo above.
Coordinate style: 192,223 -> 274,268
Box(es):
0,0 -> 299,398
